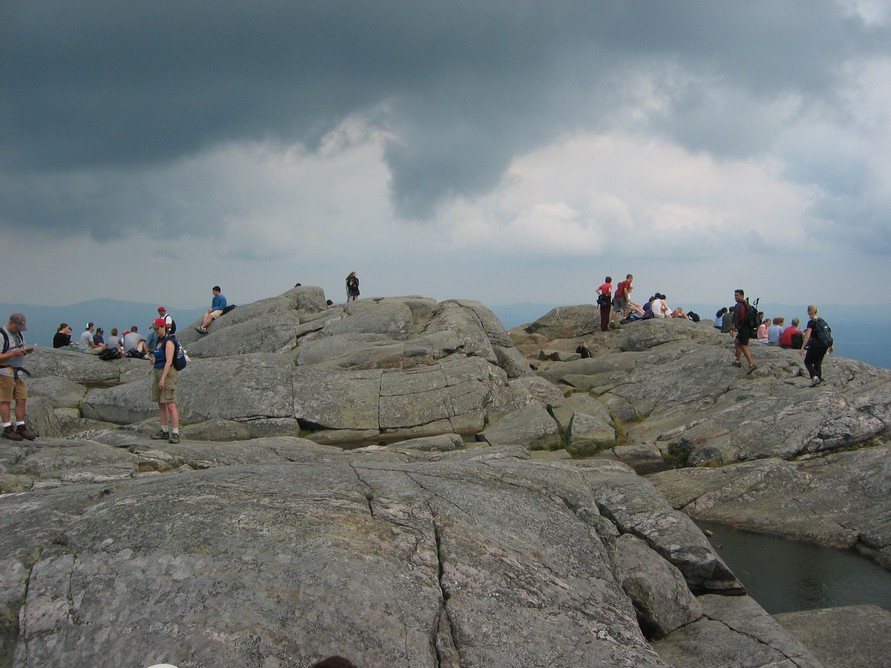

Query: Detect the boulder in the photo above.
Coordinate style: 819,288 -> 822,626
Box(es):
2,443 -> 705,667
477,404 -> 561,450
774,604 -> 891,668
649,443 -> 891,567
652,594 -> 821,667
613,534 -> 703,639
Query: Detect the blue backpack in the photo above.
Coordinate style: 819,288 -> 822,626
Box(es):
167,335 -> 188,371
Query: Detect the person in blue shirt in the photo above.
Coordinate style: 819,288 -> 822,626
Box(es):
196,285 -> 227,334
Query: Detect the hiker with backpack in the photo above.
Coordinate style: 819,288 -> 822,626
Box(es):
730,288 -> 758,372
346,271 -> 360,302
149,317 -> 181,443
157,306 -> 176,333
1,313 -> 37,441
801,305 -> 834,386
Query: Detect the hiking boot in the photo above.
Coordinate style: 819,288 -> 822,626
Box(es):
168,432 -> 180,444
2,425 -> 23,441
150,429 -> 169,440
811,377 -> 822,387
195,326 -> 207,334
16,425 -> 36,441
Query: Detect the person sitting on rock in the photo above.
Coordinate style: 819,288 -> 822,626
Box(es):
78,323 -> 106,354
52,323 -> 76,348
756,316 -> 770,342
122,325 -> 149,358
780,317 -> 803,349
196,286 -> 227,334
670,307 -> 689,319
768,317 -> 784,345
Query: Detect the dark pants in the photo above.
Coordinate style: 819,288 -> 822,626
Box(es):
599,303 -> 611,331
804,344 -> 828,380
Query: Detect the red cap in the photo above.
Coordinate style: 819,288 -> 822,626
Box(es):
157,306 -> 166,313
151,318 -> 167,329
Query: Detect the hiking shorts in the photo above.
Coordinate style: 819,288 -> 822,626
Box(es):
0,368 -> 27,403
209,309 -> 223,320
613,296 -> 628,312
736,327 -> 754,345
152,367 -> 178,404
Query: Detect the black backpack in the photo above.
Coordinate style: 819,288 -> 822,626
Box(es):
743,298 -> 762,329
98,348 -> 122,361
813,318 -> 833,348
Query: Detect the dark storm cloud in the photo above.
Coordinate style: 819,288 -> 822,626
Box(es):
1,0 -> 888,225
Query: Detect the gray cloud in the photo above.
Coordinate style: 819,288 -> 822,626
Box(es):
2,0 -> 889,230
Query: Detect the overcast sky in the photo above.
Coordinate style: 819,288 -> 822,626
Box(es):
2,0 -> 890,312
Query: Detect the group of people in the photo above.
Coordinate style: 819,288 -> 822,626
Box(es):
595,278 -> 835,387
595,274 -> 696,331
4,286 -> 231,443
725,289 -> 834,386
53,307 -> 175,361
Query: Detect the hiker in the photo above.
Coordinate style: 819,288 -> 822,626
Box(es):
596,276 -> 612,331
157,306 -> 175,332
149,318 -> 180,443
122,325 -> 148,358
196,286 -> 227,334
801,305 -> 834,386
78,322 -> 106,354
731,289 -> 756,371
714,308 -> 727,330
780,317 -> 804,349
612,274 -> 634,325
756,317 -> 770,342
1,313 -> 37,441
52,323 -> 75,348
346,271 -> 360,302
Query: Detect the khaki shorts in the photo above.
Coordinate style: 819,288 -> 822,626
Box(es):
0,368 -> 27,403
152,367 -> 178,404
210,310 -> 223,320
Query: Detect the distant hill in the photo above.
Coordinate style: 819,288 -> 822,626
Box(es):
0,300 -> 206,347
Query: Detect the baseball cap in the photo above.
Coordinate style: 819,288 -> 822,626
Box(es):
158,306 -> 166,313
151,318 -> 167,329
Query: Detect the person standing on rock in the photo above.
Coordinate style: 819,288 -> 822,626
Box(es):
150,318 -> 180,444
1,313 -> 37,441
731,289 -> 756,371
801,305 -> 834,386
346,271 -> 360,302
612,274 -> 633,325
596,276 -> 612,332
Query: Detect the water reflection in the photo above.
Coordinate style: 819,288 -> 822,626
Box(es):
697,521 -> 891,614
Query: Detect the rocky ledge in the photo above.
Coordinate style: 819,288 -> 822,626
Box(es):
1,287 -> 888,667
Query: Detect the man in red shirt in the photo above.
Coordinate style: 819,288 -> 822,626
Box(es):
780,317 -> 803,349
613,274 -> 633,325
